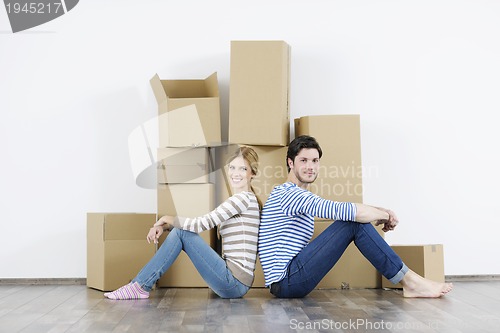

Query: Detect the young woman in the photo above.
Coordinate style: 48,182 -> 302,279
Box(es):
104,146 -> 260,300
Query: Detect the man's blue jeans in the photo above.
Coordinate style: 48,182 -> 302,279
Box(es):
132,228 -> 250,298
269,221 -> 408,298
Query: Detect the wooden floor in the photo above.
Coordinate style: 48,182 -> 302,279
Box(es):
0,281 -> 499,332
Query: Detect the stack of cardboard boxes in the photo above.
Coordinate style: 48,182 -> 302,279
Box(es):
150,73 -> 221,287
224,41 -> 291,287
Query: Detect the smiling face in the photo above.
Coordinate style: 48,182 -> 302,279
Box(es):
288,148 -> 320,188
227,155 -> 254,193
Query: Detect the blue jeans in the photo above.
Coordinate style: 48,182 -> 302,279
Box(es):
132,228 -> 250,298
269,221 -> 408,298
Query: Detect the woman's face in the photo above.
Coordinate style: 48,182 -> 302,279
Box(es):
227,155 -> 253,193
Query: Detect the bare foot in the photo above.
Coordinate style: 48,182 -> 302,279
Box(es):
400,269 -> 453,298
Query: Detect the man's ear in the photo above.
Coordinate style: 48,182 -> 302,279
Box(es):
287,157 -> 294,170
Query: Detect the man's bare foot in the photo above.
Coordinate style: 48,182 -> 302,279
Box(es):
400,269 -> 453,298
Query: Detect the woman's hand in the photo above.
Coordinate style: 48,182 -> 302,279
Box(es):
147,226 -> 164,244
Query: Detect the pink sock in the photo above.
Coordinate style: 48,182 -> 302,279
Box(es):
103,282 -> 149,300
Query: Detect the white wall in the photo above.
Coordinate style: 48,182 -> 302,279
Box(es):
1,0 -> 499,278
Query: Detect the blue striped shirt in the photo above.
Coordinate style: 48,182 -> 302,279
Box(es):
258,182 -> 357,286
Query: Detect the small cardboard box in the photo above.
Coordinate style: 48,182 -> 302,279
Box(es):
382,244 -> 445,289
313,219 -> 385,289
87,213 -> 156,291
157,147 -> 211,184
229,41 -> 291,146
150,73 -> 221,147
156,183 -> 217,287
295,115 -> 363,203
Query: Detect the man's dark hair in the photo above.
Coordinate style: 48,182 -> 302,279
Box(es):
286,135 -> 323,172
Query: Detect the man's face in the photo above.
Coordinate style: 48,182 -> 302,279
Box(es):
289,148 -> 320,185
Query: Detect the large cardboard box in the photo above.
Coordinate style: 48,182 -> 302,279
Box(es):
295,115 -> 363,203
87,213 -> 156,291
314,219 -> 385,289
212,144 -> 288,207
229,41 -> 291,146
157,147 -> 211,184
382,244 -> 445,289
156,183 -> 217,287
150,73 -> 221,147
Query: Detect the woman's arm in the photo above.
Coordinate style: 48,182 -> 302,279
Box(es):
153,215 -> 175,229
155,192 -> 251,234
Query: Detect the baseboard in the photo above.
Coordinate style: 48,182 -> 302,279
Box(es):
445,275 -> 500,282
0,275 -> 499,286
0,278 -> 86,285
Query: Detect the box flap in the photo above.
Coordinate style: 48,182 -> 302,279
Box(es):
164,79 -> 207,98
151,73 -> 219,100
150,73 -> 167,104
205,72 -> 219,98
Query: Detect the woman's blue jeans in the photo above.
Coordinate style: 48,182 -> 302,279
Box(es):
132,228 -> 249,298
269,221 -> 408,298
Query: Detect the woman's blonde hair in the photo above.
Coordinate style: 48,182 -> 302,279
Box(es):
227,145 -> 262,208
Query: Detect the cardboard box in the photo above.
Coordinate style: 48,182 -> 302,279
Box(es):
295,115 -> 363,203
212,144 -> 288,207
150,73 -> 221,147
156,183 -> 217,287
157,183 -> 214,218
313,219 -> 385,289
229,41 -> 291,146
157,147 -> 211,184
382,244 -> 445,289
87,213 -> 156,291
156,228 -> 217,287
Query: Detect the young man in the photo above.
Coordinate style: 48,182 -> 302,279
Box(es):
258,135 -> 453,298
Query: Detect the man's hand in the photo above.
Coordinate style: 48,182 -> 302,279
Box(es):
375,209 -> 399,232
147,226 -> 164,244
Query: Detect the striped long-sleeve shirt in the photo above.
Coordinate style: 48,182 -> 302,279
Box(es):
172,191 -> 260,286
258,182 -> 357,286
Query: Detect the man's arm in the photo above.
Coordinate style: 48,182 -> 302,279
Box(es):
354,203 -> 390,223
354,204 -> 399,232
